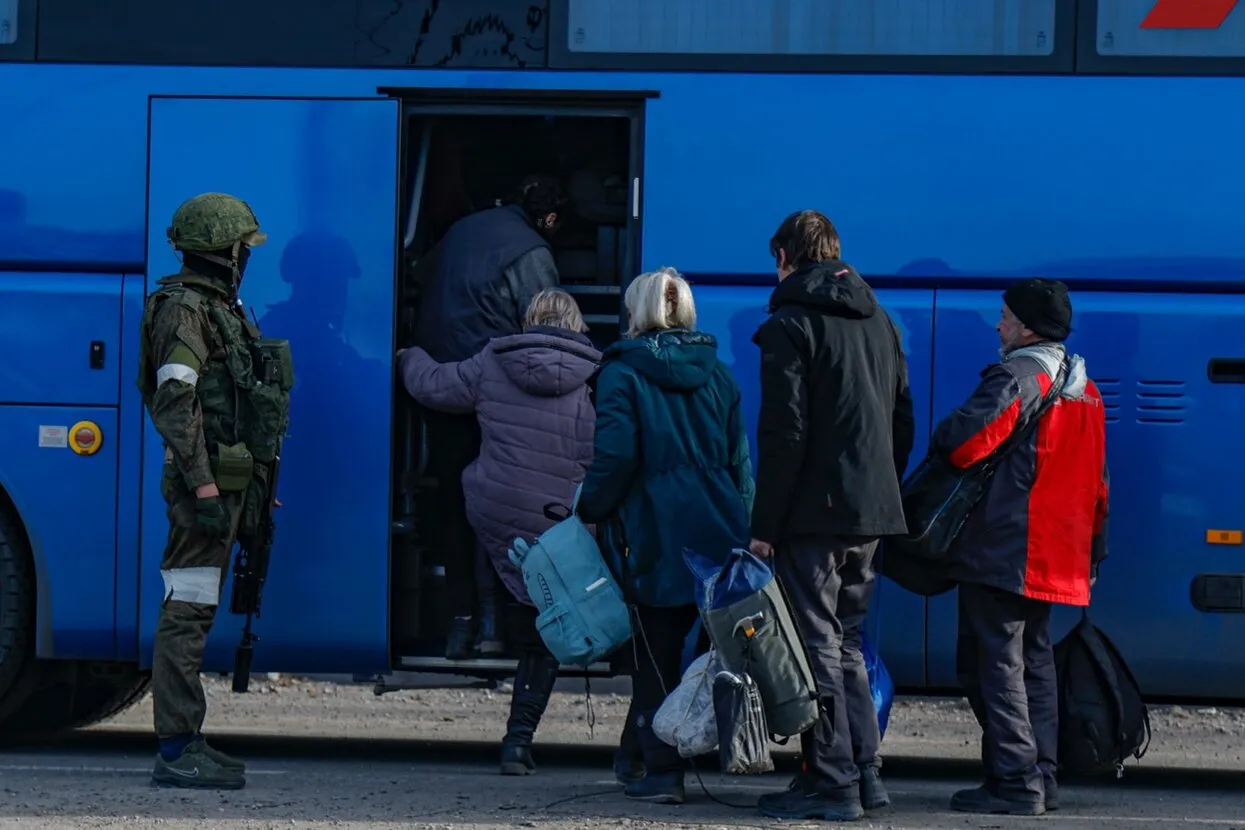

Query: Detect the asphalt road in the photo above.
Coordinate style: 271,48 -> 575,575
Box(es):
1,675 -> 1244,829
1,729 -> 1244,829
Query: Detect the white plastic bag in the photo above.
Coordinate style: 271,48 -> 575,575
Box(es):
651,650 -> 723,758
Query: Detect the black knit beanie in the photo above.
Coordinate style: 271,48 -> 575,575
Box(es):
1003,278 -> 1072,341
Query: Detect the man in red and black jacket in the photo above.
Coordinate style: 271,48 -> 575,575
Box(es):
932,278 -> 1109,817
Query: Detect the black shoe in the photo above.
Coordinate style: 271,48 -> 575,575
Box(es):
950,784 -> 1045,816
613,749 -> 645,786
859,765 -> 891,811
499,742 -> 536,776
624,770 -> 684,804
757,777 -> 864,822
445,616 -> 478,660
498,651 -> 559,775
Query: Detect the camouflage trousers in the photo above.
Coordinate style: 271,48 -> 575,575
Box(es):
152,491 -> 244,740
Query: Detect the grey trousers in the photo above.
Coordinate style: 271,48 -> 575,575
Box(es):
956,581 -> 1057,800
775,535 -> 882,790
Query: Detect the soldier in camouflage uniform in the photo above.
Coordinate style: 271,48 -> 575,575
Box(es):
137,193 -> 294,790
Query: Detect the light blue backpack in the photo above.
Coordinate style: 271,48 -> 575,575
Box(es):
508,486 -> 633,668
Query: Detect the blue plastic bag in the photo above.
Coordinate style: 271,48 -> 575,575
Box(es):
683,545 -> 775,612
862,629 -> 895,738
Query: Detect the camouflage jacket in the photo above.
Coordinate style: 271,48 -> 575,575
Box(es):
138,267 -> 290,494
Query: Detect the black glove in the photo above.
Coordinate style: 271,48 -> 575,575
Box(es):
194,496 -> 230,537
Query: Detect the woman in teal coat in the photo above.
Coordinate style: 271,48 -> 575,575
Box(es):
578,267 -> 755,805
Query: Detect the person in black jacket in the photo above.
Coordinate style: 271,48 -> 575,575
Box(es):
409,174 -> 569,661
751,210 -> 915,823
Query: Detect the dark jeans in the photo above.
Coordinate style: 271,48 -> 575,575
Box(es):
423,408 -> 482,618
956,581 -> 1057,800
775,535 -> 882,790
625,603 -> 701,775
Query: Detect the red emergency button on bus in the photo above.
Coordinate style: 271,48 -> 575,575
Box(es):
69,421 -> 103,456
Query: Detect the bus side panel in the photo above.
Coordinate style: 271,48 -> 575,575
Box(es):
3,67 -> 1245,286
0,405 -> 119,659
0,273 -> 122,406
114,273 -> 147,661
138,96 -> 400,674
926,290 -> 1245,699
694,285 -> 934,688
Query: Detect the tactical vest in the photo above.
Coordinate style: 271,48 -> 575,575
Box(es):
137,274 -> 294,482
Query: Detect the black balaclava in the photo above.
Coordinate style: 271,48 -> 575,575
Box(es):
183,244 -> 250,295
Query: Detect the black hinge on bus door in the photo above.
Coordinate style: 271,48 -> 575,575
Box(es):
89,341 -> 105,369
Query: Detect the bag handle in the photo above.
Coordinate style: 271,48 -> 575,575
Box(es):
542,483 -> 584,523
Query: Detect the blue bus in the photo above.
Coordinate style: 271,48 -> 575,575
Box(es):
2,0 -> 1244,737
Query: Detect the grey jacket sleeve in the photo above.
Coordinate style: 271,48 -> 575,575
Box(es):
503,246 -> 561,328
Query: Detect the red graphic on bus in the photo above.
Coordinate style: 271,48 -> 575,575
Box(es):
1142,0 -> 1238,29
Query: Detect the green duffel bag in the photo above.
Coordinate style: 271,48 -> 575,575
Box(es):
686,546 -> 819,739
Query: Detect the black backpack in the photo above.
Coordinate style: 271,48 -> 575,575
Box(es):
1053,611 -> 1152,778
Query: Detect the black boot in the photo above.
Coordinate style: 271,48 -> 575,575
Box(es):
624,709 -> 684,804
445,616 -> 478,661
859,765 -> 891,811
614,712 -> 645,786
475,572 -> 505,658
1041,766 -> 1060,811
499,651 -> 559,775
757,775 -> 864,822
950,783 -> 1045,816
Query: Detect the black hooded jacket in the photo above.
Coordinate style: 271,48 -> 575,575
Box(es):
750,261 -> 915,544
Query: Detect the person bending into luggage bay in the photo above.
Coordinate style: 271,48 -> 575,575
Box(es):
749,211 -> 915,823
576,268 -> 754,805
409,174 -> 569,660
931,278 -> 1109,815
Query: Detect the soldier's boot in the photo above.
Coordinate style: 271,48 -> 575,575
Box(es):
499,651 -> 559,775
152,739 -> 245,790
199,736 -> 246,773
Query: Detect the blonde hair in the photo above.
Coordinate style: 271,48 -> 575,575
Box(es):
624,267 -> 696,337
524,287 -> 589,333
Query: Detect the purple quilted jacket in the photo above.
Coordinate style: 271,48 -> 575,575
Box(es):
398,326 -> 600,606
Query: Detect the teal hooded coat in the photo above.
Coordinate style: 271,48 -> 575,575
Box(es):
577,329 -> 755,607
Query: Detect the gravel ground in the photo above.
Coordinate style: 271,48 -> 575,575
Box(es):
94,673 -> 1245,771
0,675 -> 1242,829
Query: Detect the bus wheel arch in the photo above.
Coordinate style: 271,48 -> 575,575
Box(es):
0,486 -> 152,741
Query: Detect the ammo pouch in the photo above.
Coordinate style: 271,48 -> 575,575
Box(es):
231,337 -> 294,465
209,305 -> 294,466
211,442 -> 255,493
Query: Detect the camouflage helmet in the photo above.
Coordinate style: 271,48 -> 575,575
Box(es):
166,192 -> 268,252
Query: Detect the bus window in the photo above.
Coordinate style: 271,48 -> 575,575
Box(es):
34,0 -> 545,67
0,0 -> 34,58
1097,0 -> 1245,57
1,0 -> 16,45
549,0 -> 1077,73
566,0 -> 1057,56
1076,0 -> 1245,75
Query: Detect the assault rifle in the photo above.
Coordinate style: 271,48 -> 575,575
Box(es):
229,453 -> 281,693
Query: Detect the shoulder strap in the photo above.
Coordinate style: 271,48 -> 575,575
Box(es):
980,355 -> 1069,470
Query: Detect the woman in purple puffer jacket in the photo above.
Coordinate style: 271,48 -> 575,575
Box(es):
398,287 -> 600,776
